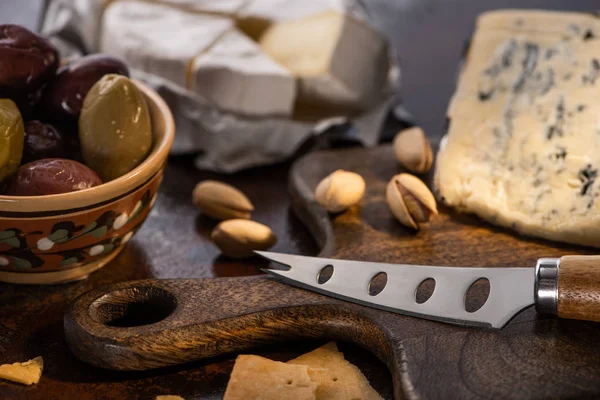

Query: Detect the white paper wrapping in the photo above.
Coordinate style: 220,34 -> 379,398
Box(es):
40,0 -> 406,172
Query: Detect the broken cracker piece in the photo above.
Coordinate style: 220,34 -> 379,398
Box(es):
289,342 -> 382,400
224,354 -> 318,400
0,356 -> 44,385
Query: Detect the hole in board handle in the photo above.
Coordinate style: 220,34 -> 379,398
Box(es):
89,286 -> 177,327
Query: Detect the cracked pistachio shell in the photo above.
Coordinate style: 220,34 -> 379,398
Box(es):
193,180 -> 254,220
386,173 -> 437,230
315,169 -> 365,213
211,219 -> 277,259
393,127 -> 433,174
0,99 -> 24,182
79,74 -> 152,182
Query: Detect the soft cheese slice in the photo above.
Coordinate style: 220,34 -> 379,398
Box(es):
188,29 -> 296,117
237,0 -> 363,40
100,0 -> 233,88
146,0 -> 247,16
73,0 -> 120,52
436,10 -> 600,247
260,10 -> 389,113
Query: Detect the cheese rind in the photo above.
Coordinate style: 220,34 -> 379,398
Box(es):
436,10 -> 600,247
100,0 -> 233,88
188,29 -> 296,117
260,10 -> 389,113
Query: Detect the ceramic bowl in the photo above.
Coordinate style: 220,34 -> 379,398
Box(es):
0,81 -> 174,284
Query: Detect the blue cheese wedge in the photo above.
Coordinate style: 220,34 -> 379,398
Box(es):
188,29 -> 296,117
435,10 -> 600,247
259,10 -> 389,113
100,1 -> 233,88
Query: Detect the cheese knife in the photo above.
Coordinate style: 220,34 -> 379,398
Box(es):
257,252 -> 600,328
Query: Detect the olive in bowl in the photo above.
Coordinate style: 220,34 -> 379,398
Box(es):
22,121 -> 66,163
3,159 -> 102,196
0,24 -> 59,114
39,54 -> 129,122
0,81 -> 174,284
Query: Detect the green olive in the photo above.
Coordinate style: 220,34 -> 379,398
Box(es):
79,74 -> 152,182
0,99 -> 24,182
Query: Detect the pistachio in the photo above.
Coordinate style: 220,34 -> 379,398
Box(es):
315,170 -> 365,213
386,173 -> 438,230
393,127 -> 433,174
193,180 -> 254,220
211,219 -> 277,259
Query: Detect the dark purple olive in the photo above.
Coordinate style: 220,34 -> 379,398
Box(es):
4,158 -> 102,196
0,25 -> 59,111
39,54 -> 129,121
23,121 -> 66,163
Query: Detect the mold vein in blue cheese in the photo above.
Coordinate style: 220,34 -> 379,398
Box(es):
435,9 -> 600,247
188,29 -> 296,117
259,10 -> 389,113
100,0 -> 234,88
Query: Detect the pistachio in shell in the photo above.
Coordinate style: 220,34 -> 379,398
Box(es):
393,127 -> 433,174
0,98 -> 24,182
386,173 -> 437,230
79,74 -> 152,182
315,169 -> 365,213
211,219 -> 277,259
192,180 -> 254,220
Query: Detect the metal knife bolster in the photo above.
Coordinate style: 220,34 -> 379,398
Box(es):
534,258 -> 560,316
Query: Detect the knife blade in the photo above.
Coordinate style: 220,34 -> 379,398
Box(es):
257,252 -> 600,329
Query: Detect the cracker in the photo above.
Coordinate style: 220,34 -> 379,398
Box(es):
224,354 -> 318,400
0,356 -> 44,385
289,342 -> 382,400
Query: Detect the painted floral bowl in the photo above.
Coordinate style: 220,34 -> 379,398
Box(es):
0,81 -> 175,284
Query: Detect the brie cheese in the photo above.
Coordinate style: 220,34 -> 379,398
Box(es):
436,10 -> 600,247
237,0 -> 363,39
188,29 -> 296,117
100,0 -> 233,88
145,0 -> 247,16
260,10 -> 389,112
73,0 -> 119,52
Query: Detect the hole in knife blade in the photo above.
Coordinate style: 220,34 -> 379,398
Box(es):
464,278 -> 490,313
415,278 -> 435,304
368,272 -> 387,296
317,265 -> 334,284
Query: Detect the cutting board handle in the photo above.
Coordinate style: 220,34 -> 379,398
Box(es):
63,275 -> 396,373
558,255 -> 600,322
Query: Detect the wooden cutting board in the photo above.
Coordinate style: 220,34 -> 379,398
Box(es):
65,145 -> 600,400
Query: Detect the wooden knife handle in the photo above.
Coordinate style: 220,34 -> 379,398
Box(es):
63,275 -> 398,373
557,256 -> 600,322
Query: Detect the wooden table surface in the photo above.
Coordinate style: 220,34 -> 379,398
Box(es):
1,0 -> 600,399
